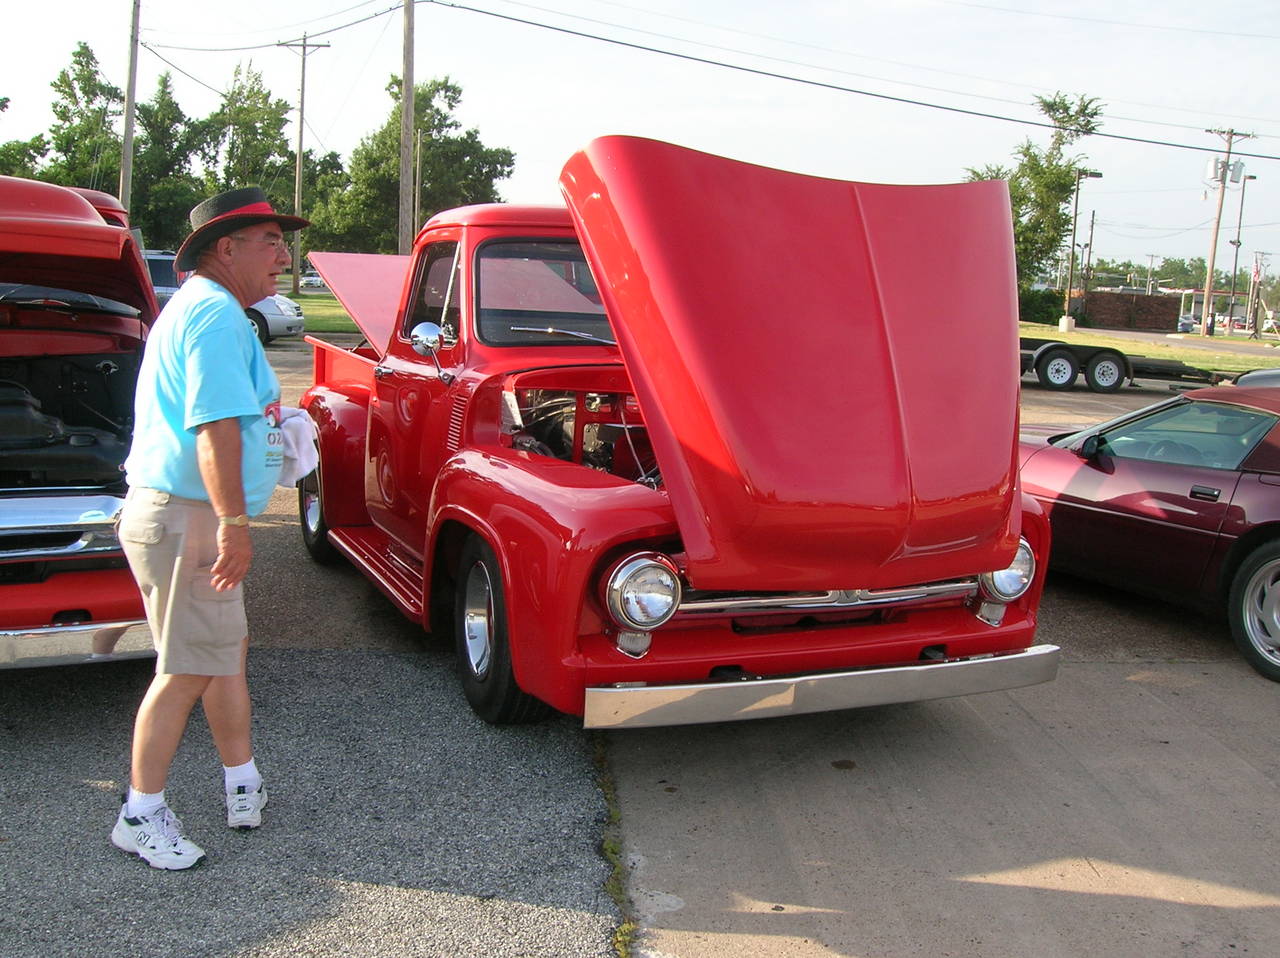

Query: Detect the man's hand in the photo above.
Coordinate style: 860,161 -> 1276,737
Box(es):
211,523 -> 252,591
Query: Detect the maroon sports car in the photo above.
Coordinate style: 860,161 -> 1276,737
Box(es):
1018,386 -> 1280,682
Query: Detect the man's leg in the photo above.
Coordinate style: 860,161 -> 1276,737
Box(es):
203,637 -> 265,828
203,637 -> 251,766
131,672 -> 213,792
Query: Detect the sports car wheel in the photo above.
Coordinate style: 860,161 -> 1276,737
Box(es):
1227,542 -> 1280,682
298,467 -> 339,564
1085,353 -> 1124,393
454,536 -> 550,723
1036,348 -> 1079,390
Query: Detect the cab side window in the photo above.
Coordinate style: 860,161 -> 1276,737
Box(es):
406,241 -> 461,347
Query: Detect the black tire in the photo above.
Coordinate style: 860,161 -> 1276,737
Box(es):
454,536 -> 550,724
1227,542 -> 1280,682
247,309 -> 270,344
1084,352 -> 1125,393
298,467 -> 339,564
1036,348 -> 1079,390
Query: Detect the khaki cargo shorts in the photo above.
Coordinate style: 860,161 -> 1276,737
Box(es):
119,487 -> 248,676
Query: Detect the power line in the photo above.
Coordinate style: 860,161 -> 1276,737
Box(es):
423,0 -> 1280,161
944,1 -> 1280,42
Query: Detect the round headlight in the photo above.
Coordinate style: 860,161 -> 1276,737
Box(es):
605,553 -> 682,631
979,538 -> 1036,602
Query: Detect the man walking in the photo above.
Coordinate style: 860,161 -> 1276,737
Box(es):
111,187 -> 308,869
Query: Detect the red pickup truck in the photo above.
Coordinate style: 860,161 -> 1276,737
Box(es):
0,177 -> 158,667
300,136 -> 1058,728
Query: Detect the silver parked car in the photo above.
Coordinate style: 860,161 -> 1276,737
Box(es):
143,249 -> 304,344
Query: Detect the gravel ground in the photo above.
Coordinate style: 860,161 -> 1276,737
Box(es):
0,648 -> 618,957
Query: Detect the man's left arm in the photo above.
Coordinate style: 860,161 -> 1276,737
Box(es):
196,418 -> 251,592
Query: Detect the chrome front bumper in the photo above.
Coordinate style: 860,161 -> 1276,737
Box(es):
582,644 -> 1060,729
0,619 -> 155,669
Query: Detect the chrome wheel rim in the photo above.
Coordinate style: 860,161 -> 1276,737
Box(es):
1240,557 -> 1280,668
462,560 -> 494,679
302,486 -> 322,535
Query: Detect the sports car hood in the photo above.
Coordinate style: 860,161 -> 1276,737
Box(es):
560,137 -> 1021,591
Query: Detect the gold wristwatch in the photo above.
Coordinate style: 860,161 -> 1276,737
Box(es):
218,513 -> 250,527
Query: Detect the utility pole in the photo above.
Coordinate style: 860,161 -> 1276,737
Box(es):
398,0 -> 415,254
1226,173 -> 1256,332
1062,169 -> 1101,331
1145,254 -> 1157,295
278,34 -> 329,295
1201,128 -> 1253,336
118,0 -> 141,210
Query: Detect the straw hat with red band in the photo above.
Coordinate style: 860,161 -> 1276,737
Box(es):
175,186 -> 310,272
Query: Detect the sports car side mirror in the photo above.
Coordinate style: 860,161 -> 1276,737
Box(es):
1078,435 -> 1102,460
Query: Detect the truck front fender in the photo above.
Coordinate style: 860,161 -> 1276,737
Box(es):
425,448 -> 675,714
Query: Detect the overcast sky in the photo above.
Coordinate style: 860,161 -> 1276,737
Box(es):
5,0 -> 1277,275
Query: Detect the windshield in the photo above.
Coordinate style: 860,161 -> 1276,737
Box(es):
146,256 -> 178,288
475,240 -> 613,346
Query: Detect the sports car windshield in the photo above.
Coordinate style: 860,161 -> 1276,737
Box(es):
475,240 -> 614,346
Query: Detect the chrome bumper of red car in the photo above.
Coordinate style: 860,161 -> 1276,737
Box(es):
0,620 -> 154,669
582,643 -> 1060,729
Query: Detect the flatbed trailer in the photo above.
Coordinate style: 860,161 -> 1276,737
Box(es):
1019,337 -> 1229,393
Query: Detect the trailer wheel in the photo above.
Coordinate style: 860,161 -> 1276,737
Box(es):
1085,352 -> 1125,393
1036,348 -> 1079,390
454,536 -> 551,724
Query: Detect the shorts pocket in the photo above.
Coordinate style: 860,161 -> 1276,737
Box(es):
119,519 -> 165,545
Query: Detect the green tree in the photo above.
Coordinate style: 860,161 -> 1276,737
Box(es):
131,73 -> 217,249
0,134 -> 48,177
968,93 -> 1103,290
307,76 -> 514,253
43,42 -> 123,192
204,64 -> 293,207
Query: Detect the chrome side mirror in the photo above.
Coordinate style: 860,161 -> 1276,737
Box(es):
409,321 -> 443,356
408,321 -> 453,384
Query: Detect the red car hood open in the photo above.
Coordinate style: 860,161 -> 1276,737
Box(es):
560,136 -> 1021,591
309,251 -> 411,356
0,176 -> 158,325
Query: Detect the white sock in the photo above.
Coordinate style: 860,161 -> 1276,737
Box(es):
126,787 -> 165,819
224,757 -> 262,793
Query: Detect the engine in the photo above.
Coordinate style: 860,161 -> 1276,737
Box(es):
508,388 -> 661,487
0,355 -> 136,489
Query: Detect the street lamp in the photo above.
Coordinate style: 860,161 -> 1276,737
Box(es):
1062,169 -> 1102,330
1227,173 -> 1257,333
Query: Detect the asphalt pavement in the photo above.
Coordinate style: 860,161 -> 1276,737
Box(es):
3,336 -> 1277,958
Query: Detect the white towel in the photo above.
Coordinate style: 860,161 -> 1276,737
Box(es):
277,405 -> 319,487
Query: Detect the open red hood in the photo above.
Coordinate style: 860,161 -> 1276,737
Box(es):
309,251 -> 411,356
0,176 -> 158,325
560,137 -> 1021,591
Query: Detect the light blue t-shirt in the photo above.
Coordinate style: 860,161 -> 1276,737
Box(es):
124,275 -> 283,515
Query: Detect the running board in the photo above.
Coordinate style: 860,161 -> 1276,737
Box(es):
328,527 -> 424,622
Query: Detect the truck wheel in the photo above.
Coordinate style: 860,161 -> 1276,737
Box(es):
1227,542 -> 1280,682
1084,353 -> 1125,393
247,309 -> 271,344
298,467 -> 339,564
455,536 -> 551,723
1036,348 -> 1079,390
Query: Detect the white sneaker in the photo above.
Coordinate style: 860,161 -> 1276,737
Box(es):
226,783 -> 267,830
111,802 -> 206,870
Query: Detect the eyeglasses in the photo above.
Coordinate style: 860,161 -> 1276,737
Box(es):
230,233 -> 289,252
